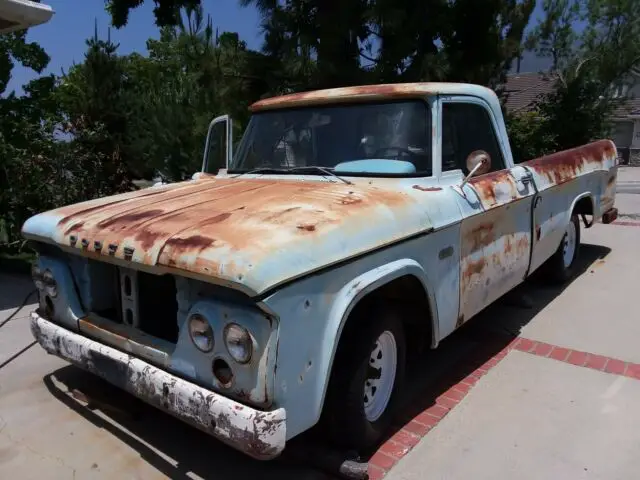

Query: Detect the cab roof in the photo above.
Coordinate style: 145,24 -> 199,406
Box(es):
249,82 -> 498,112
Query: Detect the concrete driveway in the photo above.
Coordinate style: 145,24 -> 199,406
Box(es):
1,167 -> 639,480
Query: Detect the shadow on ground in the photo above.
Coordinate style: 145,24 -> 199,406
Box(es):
44,367 -> 331,480
0,273 -> 37,314
369,242 -> 611,456
40,243 -> 610,479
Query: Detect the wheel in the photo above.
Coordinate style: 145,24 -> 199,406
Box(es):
321,305 -> 406,451
543,213 -> 581,283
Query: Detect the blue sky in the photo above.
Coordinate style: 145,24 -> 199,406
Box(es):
8,0 -> 547,95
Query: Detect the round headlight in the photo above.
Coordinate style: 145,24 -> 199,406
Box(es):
188,314 -> 214,352
42,270 -> 57,298
224,323 -> 253,364
32,265 -> 44,290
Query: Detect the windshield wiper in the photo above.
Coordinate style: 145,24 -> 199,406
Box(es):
231,165 -> 352,185
286,166 -> 352,184
231,167 -> 287,178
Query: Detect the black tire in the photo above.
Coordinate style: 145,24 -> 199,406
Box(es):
543,213 -> 581,283
321,305 -> 406,452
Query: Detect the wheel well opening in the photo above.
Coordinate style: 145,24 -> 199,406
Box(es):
573,196 -> 594,227
573,196 -> 594,215
320,274 -> 433,428
341,274 -> 433,355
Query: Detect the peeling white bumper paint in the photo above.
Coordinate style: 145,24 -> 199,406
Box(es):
30,313 -> 287,460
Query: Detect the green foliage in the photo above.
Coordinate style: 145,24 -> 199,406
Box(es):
106,0 -> 202,28
0,30 -> 56,249
245,0 -> 535,90
0,30 -> 49,95
124,6 -> 272,179
511,0 -> 640,160
3,0 -> 639,252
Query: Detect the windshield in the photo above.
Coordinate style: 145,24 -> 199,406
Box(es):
230,100 -> 432,176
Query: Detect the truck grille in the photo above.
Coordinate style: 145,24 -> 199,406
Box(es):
84,263 -> 178,344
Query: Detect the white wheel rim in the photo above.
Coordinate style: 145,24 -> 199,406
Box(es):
364,331 -> 397,422
562,220 -> 577,268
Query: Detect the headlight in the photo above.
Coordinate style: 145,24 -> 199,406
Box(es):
42,270 -> 57,298
188,314 -> 214,352
224,323 -> 253,364
32,264 -> 44,290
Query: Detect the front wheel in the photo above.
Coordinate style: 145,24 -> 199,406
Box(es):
321,306 -> 406,451
543,213 -> 581,283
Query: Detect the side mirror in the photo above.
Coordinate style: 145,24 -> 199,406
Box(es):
202,115 -> 233,174
461,150 -> 491,186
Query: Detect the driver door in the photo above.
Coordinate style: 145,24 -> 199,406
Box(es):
440,98 -> 536,325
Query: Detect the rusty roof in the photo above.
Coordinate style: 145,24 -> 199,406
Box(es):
250,82 -> 498,111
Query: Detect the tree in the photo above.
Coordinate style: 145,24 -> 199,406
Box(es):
56,25 -> 139,196
0,28 -> 57,247
243,0 -> 535,91
0,30 -> 49,95
511,0 -> 640,158
105,0 -> 202,27
121,5 -> 271,180
524,0 -> 580,71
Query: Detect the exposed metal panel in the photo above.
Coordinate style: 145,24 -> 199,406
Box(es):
524,140 -> 618,273
31,314 -> 287,460
458,166 -> 535,324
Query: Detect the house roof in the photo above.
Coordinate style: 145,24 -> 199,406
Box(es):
504,71 -> 640,119
612,98 -> 640,119
503,72 -> 557,112
0,0 -> 53,33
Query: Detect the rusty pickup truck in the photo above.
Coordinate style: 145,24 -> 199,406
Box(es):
23,82 -> 619,460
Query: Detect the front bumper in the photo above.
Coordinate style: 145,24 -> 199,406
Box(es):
30,313 -> 287,460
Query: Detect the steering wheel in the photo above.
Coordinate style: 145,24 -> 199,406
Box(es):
372,146 -> 414,159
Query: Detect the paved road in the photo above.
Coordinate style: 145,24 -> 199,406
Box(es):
386,166 -> 640,479
615,166 -> 640,219
1,168 -> 640,479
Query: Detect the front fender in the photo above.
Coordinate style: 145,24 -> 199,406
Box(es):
263,257 -> 437,440
324,258 -> 438,377
319,257 -> 438,395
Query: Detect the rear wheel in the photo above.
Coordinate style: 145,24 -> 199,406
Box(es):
543,213 -> 581,283
321,306 -> 406,451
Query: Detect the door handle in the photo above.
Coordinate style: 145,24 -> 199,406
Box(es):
520,171 -> 534,184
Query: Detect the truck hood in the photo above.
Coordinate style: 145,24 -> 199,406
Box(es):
22,177 -> 434,295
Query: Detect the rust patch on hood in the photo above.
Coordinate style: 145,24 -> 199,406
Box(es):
33,177 -> 427,294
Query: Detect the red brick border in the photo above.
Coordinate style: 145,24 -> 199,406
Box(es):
367,337 -> 640,479
613,220 -> 640,227
512,338 -> 640,380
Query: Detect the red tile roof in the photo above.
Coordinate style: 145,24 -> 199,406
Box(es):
612,97 -> 640,118
504,72 -> 640,119
503,72 -> 557,112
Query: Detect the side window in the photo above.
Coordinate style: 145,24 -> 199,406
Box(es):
441,103 -> 506,174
